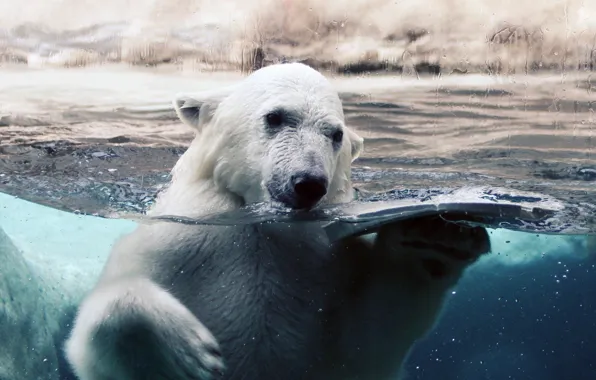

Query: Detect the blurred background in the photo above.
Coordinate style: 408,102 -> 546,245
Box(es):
1,0 -> 595,74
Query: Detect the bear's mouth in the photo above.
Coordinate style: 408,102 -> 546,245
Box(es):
267,186 -> 323,210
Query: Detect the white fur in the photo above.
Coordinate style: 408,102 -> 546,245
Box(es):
65,63 -> 490,380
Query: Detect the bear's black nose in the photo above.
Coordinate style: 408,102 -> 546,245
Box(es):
291,172 -> 328,209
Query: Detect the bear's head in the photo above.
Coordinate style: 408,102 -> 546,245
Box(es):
172,63 -> 363,210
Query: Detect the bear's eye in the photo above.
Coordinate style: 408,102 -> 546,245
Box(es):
265,111 -> 284,128
331,129 -> 344,144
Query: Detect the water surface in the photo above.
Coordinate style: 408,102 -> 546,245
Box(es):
1,67 -> 594,227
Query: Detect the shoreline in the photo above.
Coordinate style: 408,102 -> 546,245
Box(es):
2,56 -> 596,79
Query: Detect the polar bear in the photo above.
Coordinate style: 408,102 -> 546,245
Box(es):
64,63 -> 490,380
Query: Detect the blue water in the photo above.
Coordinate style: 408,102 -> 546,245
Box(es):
407,251 -> 596,380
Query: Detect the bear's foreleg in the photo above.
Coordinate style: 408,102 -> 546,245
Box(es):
65,277 -> 224,380
322,217 -> 491,380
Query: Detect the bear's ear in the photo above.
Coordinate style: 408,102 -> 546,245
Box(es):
173,86 -> 236,131
346,127 -> 364,162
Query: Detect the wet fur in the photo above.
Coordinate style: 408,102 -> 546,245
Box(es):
64,63 -> 490,380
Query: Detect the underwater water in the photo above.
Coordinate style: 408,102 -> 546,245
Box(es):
1,0 -> 596,378
1,188 -> 595,380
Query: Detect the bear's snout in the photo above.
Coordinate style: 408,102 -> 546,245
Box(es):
291,172 -> 328,209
